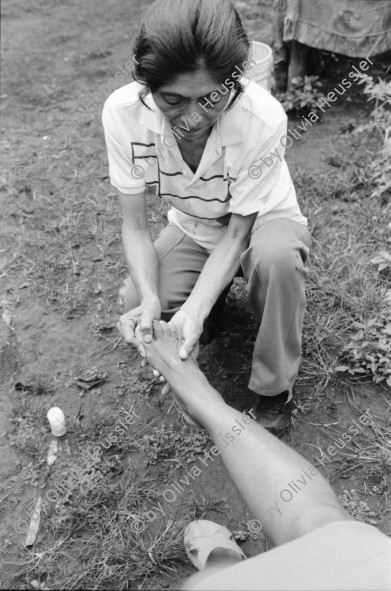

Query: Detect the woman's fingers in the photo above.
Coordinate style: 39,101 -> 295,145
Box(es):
116,317 -> 146,357
117,315 -> 136,344
180,335 -> 198,360
139,308 -> 156,343
128,336 -> 146,357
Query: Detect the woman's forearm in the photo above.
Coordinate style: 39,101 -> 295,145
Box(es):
122,224 -> 160,304
182,234 -> 244,320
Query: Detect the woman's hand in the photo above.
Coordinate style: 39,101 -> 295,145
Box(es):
116,300 -> 161,355
169,310 -> 203,360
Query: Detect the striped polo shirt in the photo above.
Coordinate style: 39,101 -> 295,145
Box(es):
102,80 -> 306,252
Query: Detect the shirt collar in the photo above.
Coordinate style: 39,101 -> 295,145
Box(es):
140,92 -> 165,135
141,90 -> 244,148
217,94 -> 243,147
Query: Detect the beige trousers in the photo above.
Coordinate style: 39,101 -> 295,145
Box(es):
120,218 -> 311,396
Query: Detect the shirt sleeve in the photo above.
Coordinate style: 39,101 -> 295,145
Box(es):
228,117 -> 288,216
102,102 -> 146,195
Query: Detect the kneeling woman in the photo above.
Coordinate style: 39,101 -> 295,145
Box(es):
102,0 -> 310,435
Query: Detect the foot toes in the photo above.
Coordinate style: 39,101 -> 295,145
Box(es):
152,320 -> 164,339
168,322 -> 177,339
160,320 -> 171,338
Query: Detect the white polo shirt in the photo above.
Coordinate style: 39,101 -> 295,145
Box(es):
102,80 -> 307,252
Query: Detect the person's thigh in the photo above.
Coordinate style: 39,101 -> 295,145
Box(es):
155,225 -> 209,316
119,225 -> 209,317
241,218 -> 311,297
244,217 -> 311,272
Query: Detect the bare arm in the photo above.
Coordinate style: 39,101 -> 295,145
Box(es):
171,212 -> 257,358
184,212 -> 257,319
117,192 -> 161,347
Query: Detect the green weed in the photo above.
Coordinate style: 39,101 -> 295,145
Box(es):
338,489 -> 377,525
142,424 -> 212,468
275,75 -> 327,116
354,74 -> 391,202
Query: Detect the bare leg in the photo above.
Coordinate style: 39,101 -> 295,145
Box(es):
143,321 -> 350,550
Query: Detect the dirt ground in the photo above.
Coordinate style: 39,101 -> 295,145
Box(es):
1,0 -> 390,589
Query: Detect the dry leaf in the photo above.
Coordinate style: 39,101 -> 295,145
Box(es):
2,308 -> 12,327
25,497 -> 42,546
47,438 -> 58,466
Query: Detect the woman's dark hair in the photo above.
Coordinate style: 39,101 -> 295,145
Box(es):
132,0 -> 250,107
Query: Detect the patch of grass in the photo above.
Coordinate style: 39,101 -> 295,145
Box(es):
295,163 -> 389,390
331,407 -> 391,498
189,493 -> 229,520
336,310 -> 391,385
113,364 -> 156,399
7,402 -> 193,588
14,470 -> 188,589
67,401 -> 145,456
354,73 -> 391,202
141,423 -> 212,468
338,489 -> 377,525
8,398 -> 48,459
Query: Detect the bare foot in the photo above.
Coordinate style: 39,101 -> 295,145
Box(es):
138,321 -> 223,427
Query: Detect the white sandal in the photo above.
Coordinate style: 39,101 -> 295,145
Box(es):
184,519 -> 246,571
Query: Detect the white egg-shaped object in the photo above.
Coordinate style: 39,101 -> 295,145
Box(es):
47,407 -> 66,437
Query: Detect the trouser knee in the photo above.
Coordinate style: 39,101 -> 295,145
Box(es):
242,245 -> 307,318
244,243 -> 307,286
261,249 -> 305,282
